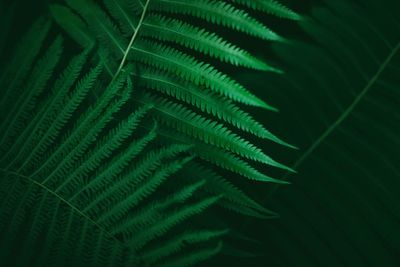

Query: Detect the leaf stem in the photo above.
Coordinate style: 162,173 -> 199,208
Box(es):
237,41 -> 400,235
0,168 -> 124,246
113,0 -> 150,79
284,41 -> 400,178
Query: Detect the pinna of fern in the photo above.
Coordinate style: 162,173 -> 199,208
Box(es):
50,0 -> 299,187
0,19 -> 253,266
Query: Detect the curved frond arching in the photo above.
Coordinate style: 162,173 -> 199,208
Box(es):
230,0 -> 302,20
1,0 -> 302,265
141,14 -> 273,70
51,0 -> 298,186
150,0 -> 284,41
0,22 -> 232,267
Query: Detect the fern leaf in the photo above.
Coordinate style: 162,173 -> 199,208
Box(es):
96,156 -> 193,227
103,0 -> 138,36
135,68 -> 294,145
50,5 -> 94,48
82,144 -> 193,213
146,94 -> 292,170
131,40 -> 278,108
18,62 -> 104,175
152,0 -> 283,41
127,195 -> 221,249
0,36 -> 63,154
141,15 -> 273,71
156,241 -> 223,267
52,0 -> 296,188
141,229 -> 229,263
0,0 -> 302,265
0,18 -> 51,116
1,51 -> 90,169
2,26 -> 215,265
66,0 -> 127,58
230,0 -> 302,20
67,123 -> 158,201
193,145 -> 290,183
53,104 -> 153,195
182,162 -> 278,218
30,71 -> 128,179
109,179 -> 206,238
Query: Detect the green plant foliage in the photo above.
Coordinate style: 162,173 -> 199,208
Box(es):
50,0 -> 299,186
0,0 -> 300,265
0,21 -> 229,267
3,0 -> 400,265
235,0 -> 400,266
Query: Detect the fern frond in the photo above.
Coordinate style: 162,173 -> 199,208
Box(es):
151,0 -> 283,41
135,68 -> 293,145
108,179 -> 205,241
127,195 -> 221,250
52,104 -> 153,196
0,51 -> 89,167
141,15 -> 272,71
96,156 -> 193,228
141,229 -> 229,264
192,145 -> 290,183
182,162 -> 278,218
0,36 -> 63,154
145,94 -> 292,171
66,0 -> 127,57
230,0 -> 302,20
103,0 -> 138,37
0,18 -> 51,115
20,62 -> 104,176
0,24 -> 229,266
156,241 -> 223,267
30,70 -> 127,179
52,0 -> 297,189
81,144 -> 193,213
0,0 -> 303,264
132,40 -> 278,107
3,53 -> 94,171
67,123 -> 158,201
50,5 -> 94,48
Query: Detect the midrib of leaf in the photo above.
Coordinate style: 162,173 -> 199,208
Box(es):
284,41 -> 400,178
113,0 -> 150,79
0,168 -> 123,246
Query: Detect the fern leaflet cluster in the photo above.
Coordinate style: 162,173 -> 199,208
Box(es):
51,0 -> 299,185
0,0 -> 300,265
0,20 -> 233,267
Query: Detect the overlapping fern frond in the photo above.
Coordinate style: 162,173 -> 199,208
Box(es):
0,20 -> 234,267
0,0 -> 301,265
50,0 -> 299,185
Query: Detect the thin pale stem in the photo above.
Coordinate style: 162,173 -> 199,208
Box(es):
0,168 -> 123,246
113,0 -> 151,79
